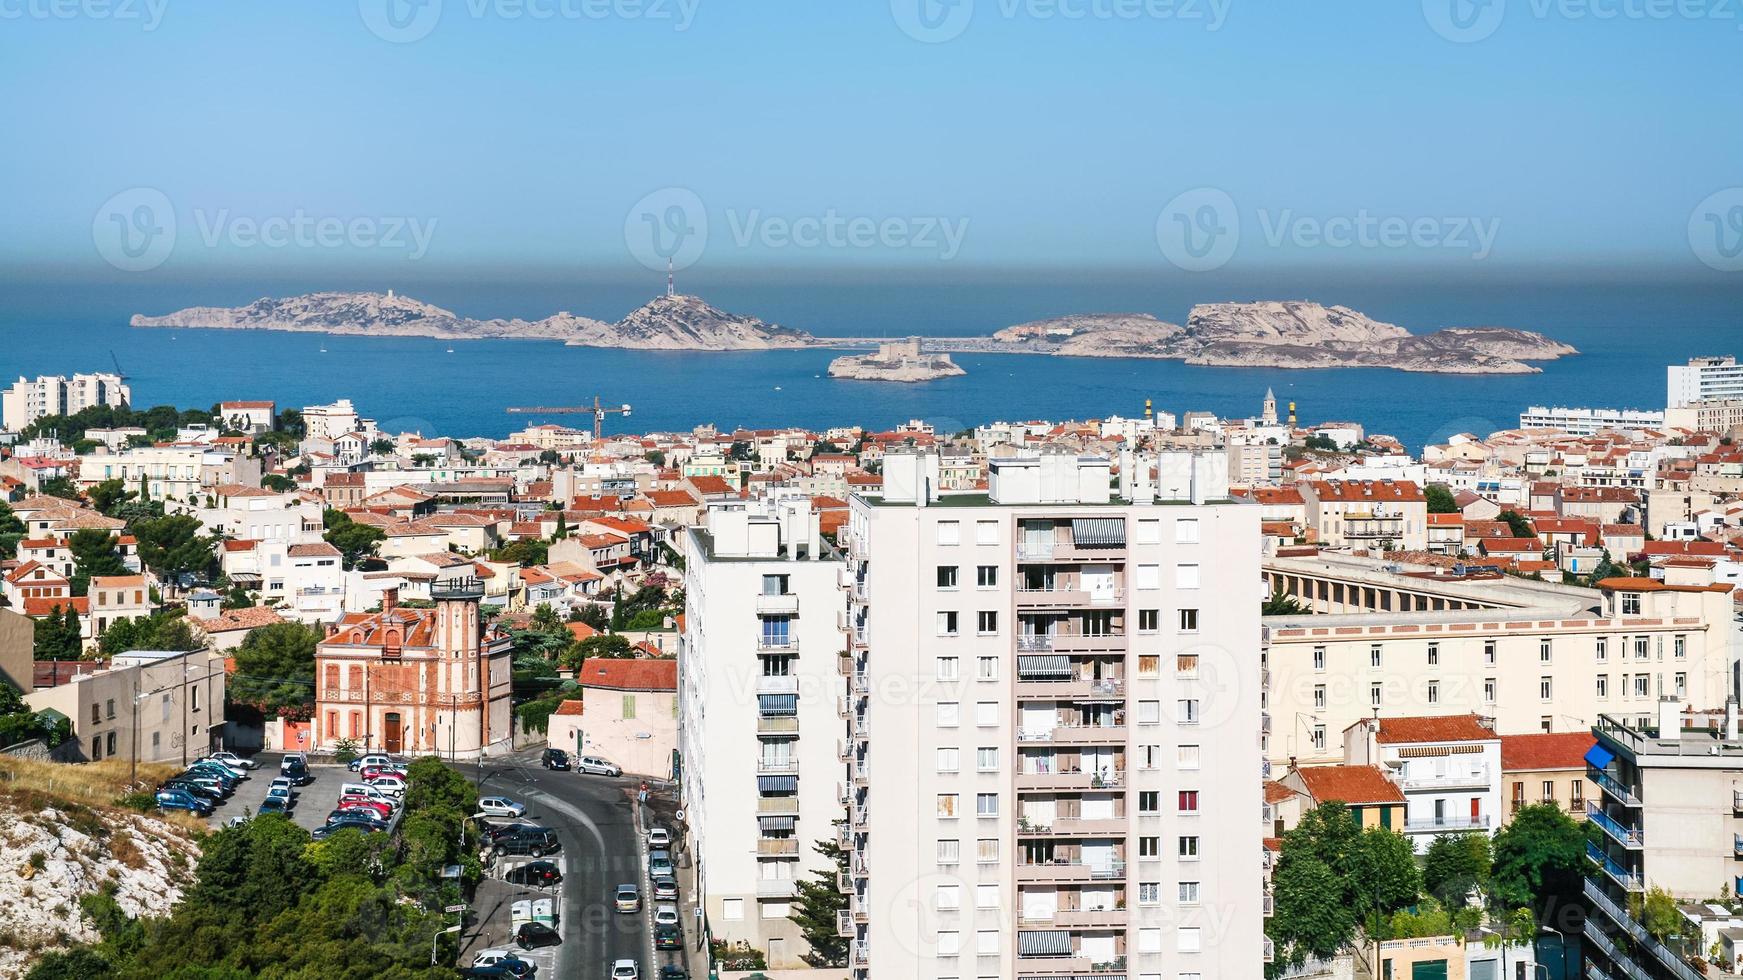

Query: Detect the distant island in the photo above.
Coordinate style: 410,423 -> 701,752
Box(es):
828,337 -> 965,382
131,292 -> 1577,374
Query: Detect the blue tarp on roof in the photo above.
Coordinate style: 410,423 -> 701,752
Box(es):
1584,743 -> 1615,771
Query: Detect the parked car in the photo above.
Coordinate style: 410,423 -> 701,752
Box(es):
351,754 -> 404,773
653,904 -> 679,927
337,798 -> 393,819
174,776 -> 233,799
257,796 -> 292,816
280,760 -> 314,786
264,788 -> 295,810
614,883 -> 641,913
458,967 -> 514,979
471,950 -> 537,977
204,751 -> 257,770
610,959 -> 639,980
494,829 -> 559,857
650,876 -> 678,901
513,921 -> 560,950
267,777 -> 299,798
504,861 -> 562,887
646,826 -> 671,849
541,748 -> 570,771
326,808 -> 389,829
162,779 -> 226,803
192,757 -> 249,779
184,763 -> 241,786
575,755 -> 622,777
155,789 -> 213,815
484,821 -> 540,843
657,966 -> 689,980
654,924 -> 682,950
311,821 -> 379,840
479,797 -> 527,818
648,850 -> 674,880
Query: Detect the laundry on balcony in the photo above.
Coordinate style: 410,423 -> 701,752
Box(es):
758,694 -> 798,716
758,775 -> 798,793
1070,518 -> 1125,547
1019,654 -> 1073,679
1018,930 -> 1074,957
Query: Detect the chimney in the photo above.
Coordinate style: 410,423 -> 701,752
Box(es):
1658,697 -> 1683,740
382,587 -> 398,612
325,623 -> 339,638
1727,699 -> 1739,741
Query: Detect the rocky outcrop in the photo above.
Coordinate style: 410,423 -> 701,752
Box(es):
991,314 -> 1186,357
131,291 -> 815,350
828,337 -> 965,382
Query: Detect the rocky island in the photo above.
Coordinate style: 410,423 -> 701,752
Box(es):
828,337 -> 966,382
131,290 -> 814,351
985,301 -> 1576,374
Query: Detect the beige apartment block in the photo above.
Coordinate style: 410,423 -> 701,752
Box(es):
25,649 -> 228,765
841,449 -> 1267,979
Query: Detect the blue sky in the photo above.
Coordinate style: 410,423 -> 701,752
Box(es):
2,0 -> 1740,283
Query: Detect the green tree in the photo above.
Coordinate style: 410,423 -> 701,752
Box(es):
0,500 -> 25,559
370,438 -> 396,455
1425,483 -> 1459,514
132,514 -> 216,589
1497,509 -> 1536,540
789,831 -> 850,966
221,584 -> 254,610
1268,853 -> 1357,971
490,538 -> 548,566
323,508 -> 385,570
562,633 -> 634,668
98,612 -> 196,657
570,603 -> 610,630
38,475 -> 82,500
1636,885 -> 1683,942
67,527 -> 129,596
1262,588 -> 1310,616
86,478 -> 132,516
538,449 -> 561,466
229,622 -> 322,715
24,948 -> 115,980
531,603 -> 564,633
1422,832 -> 1491,908
1266,803 -> 1420,972
260,473 -> 296,493
32,605 -> 82,661
1488,803 -> 1591,919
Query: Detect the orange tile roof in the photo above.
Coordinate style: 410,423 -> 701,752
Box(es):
23,596 -> 87,616
576,657 -> 677,691
1501,732 -> 1596,772
1596,576 -> 1733,594
1264,780 -> 1296,804
1295,765 -> 1406,805
191,605 -> 286,633
553,699 -> 585,716
1374,714 -> 1496,744
565,622 -> 599,641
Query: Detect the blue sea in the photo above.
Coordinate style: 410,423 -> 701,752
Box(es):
1,273 -> 1738,452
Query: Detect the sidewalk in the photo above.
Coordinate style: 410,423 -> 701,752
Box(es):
641,779 -> 709,979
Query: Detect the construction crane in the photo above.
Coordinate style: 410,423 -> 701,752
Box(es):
505,396 -> 632,441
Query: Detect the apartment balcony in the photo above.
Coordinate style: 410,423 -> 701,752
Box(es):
1402,814 -> 1491,833
1017,816 -> 1128,837
1264,937 -> 1275,963
1016,859 -> 1126,883
757,838 -> 801,858
1397,769 -> 1491,792
1263,890 -> 1274,917
1734,789 -> 1743,813
757,879 -> 798,899
1587,841 -> 1644,891
756,759 -> 799,775
1017,907 -> 1128,929
851,672 -> 869,696
1016,768 -> 1126,792
1017,588 -> 1090,609
756,796 -> 800,815
756,716 -> 800,736
1016,725 -> 1127,746
837,653 -> 853,677
1587,803 -> 1644,848
756,675 -> 800,696
1015,678 -> 1126,701
1584,877 -> 1701,980
1591,768 -> 1641,807
756,593 -> 800,615
852,941 -> 870,966
756,637 -> 800,655
852,718 -> 870,741
1053,632 -> 1126,654
1016,543 -> 1056,562
836,909 -> 853,938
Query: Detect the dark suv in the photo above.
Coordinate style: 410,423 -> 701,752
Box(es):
541,748 -> 570,771
494,828 -> 560,857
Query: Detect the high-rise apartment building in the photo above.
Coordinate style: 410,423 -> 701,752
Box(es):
680,496 -> 846,968
2,373 -> 130,432
1667,355 -> 1743,409
841,449 -> 1267,978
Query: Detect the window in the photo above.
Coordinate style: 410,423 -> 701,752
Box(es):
1138,654 -> 1161,677
105,731 -> 116,756
1311,725 -> 1326,751
1139,836 -> 1160,858
1140,928 -> 1164,954
1176,519 -> 1199,543
976,611 -> 998,635
1135,564 -> 1160,590
1427,680 -> 1439,704
622,694 -> 637,719
1312,646 -> 1326,672
723,898 -> 745,920
1634,674 -> 1649,698
1484,677 -> 1496,703
975,702 -> 997,727
976,565 -> 998,588
1177,745 -> 1200,769
1313,684 -> 1326,710
1540,638 -> 1553,663
1621,592 -> 1641,615
976,838 -> 999,863
1176,653 -> 1198,678
761,573 -> 790,595
1175,699 -> 1198,725
1178,608 -> 1199,632
1541,780 -> 1555,803
1177,836 -> 1199,859
936,884 -> 961,909
1137,518 -> 1161,544
1484,639 -> 1497,666
1427,642 -> 1439,666
1141,745 -> 1161,769
1178,790 -> 1200,813
1675,672 -> 1687,696
977,655 -> 998,679
936,931 -> 960,956
975,884 -> 999,909
937,657 -> 960,681
1175,564 -> 1200,589
1596,675 -> 1608,699
1138,609 -> 1160,632
1540,676 -> 1552,700
1675,635 -> 1686,659
1370,644 -> 1383,668
937,611 -> 959,636
1596,636 -> 1608,661
1178,881 -> 1201,904
975,793 -> 999,817
105,698 -> 115,720
975,929 -> 998,954
937,794 -> 959,818
975,520 -> 998,545
1634,636 -> 1649,660
937,839 -> 960,864
1139,882 -> 1161,905
91,737 -> 101,760
1177,927 -> 1202,953
937,748 -> 960,773
938,702 -> 960,726
90,704 -> 100,725
937,566 -> 959,589
1139,791 -> 1160,814
977,747 -> 999,772
1136,700 -> 1160,725
1371,682 -> 1383,707
937,521 -> 961,546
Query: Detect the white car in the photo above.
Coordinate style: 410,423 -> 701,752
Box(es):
646,826 -> 671,849
472,948 -> 526,970
652,904 -> 679,927
576,756 -> 622,777
206,751 -> 257,771
479,797 -> 527,818
610,960 -> 639,980
268,777 -> 299,798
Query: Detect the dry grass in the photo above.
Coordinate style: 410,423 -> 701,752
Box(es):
0,756 -> 178,807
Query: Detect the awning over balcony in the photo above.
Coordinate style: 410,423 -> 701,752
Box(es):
758,815 -> 796,831
1071,518 -> 1125,547
1018,654 -> 1073,679
759,694 -> 798,716
758,775 -> 798,793
1018,930 -> 1074,956
1585,743 -> 1615,770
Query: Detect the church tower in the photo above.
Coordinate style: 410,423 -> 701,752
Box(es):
1261,387 -> 1278,425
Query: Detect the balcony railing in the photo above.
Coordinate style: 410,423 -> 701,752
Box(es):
1402,814 -> 1491,832
756,759 -> 799,775
756,796 -> 800,815
852,941 -> 870,965
757,838 -> 801,857
1583,877 -> 1701,980
1587,841 -> 1644,891
1591,768 -> 1641,806
1016,725 -> 1127,744
836,909 -> 853,937
756,637 -> 799,654
757,716 -> 800,735
756,593 -> 800,615
1587,803 -> 1644,848
1016,544 -> 1054,561
1398,769 -> 1491,792
1018,634 -> 1055,652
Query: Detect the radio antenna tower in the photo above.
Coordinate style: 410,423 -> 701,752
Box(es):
666,256 -> 675,298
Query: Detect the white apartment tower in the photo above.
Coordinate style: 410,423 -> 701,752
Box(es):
2,373 -> 130,432
681,496 -> 848,968
1667,355 -> 1743,408
841,449 -> 1267,979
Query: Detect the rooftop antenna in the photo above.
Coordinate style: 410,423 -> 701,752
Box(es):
666,256 -> 674,298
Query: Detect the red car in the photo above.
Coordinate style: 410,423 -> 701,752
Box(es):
360,766 -> 398,780
337,797 -> 393,818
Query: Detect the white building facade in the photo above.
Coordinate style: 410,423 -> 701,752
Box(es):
3,373 -> 130,432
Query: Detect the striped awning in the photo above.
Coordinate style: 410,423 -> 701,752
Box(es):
758,694 -> 798,716
757,775 -> 798,793
1071,517 -> 1125,547
758,815 -> 796,831
1018,654 -> 1072,679
1018,931 -> 1074,956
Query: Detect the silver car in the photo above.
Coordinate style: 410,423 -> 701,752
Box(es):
576,756 -> 622,777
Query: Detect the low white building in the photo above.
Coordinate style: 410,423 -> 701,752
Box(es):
1343,714 -> 1503,854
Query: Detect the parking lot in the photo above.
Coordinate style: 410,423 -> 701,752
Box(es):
194,751 -> 374,833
